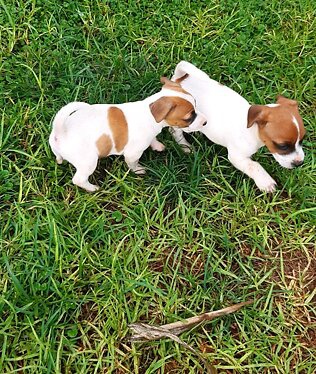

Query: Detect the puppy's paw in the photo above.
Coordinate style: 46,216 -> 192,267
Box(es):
85,184 -> 100,192
151,141 -> 166,152
73,179 -> 100,192
256,176 -> 277,193
134,166 -> 146,175
56,156 -> 63,164
181,144 -> 193,154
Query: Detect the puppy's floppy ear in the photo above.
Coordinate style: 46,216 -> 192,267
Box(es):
247,105 -> 270,128
160,76 -> 171,85
160,76 -> 181,87
160,75 -> 189,86
276,95 -> 298,107
149,97 -> 175,123
175,73 -> 189,84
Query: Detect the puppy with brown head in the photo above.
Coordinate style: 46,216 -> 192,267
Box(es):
49,76 -> 207,192
247,96 -> 305,169
170,61 -> 306,192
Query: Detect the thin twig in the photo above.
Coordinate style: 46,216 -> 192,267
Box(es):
129,300 -> 253,340
128,300 -> 253,374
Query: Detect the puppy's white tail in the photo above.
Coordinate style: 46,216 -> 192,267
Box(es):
49,102 -> 90,164
51,102 -> 90,137
172,60 -> 210,82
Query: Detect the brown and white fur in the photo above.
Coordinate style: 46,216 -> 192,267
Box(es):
171,61 -> 306,192
49,77 -> 207,192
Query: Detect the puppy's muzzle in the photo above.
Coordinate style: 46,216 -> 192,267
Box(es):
291,159 -> 304,167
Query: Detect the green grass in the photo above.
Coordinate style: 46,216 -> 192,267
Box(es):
1,0 -> 315,373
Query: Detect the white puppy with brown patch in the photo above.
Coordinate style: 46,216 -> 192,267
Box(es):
49,77 -> 207,192
171,61 -> 306,192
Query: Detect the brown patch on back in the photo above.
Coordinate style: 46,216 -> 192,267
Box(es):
247,100 -> 305,154
108,106 -> 128,152
149,96 -> 194,127
96,134 -> 112,157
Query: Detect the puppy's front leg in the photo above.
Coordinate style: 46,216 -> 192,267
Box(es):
150,137 -> 165,152
228,150 -> 277,193
125,151 -> 146,175
169,128 -> 192,153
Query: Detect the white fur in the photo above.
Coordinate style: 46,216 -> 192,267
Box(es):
49,89 -> 207,192
172,61 -> 304,192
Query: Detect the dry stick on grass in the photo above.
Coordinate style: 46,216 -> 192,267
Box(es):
129,300 -> 253,341
128,300 -> 253,374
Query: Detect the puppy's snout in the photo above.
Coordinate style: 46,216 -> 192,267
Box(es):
202,121 -> 207,126
291,160 -> 304,167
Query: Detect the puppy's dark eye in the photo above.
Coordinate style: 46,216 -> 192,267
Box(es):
273,141 -> 295,153
277,144 -> 290,151
184,111 -> 197,124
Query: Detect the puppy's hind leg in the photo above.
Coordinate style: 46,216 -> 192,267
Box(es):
49,134 -> 64,164
72,155 -> 99,192
125,150 -> 146,175
169,128 -> 192,153
55,153 -> 64,165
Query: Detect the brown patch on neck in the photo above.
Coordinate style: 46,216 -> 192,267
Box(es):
108,106 -> 128,152
96,134 -> 112,157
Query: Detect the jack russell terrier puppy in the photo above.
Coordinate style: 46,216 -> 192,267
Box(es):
171,61 -> 306,192
49,77 -> 207,192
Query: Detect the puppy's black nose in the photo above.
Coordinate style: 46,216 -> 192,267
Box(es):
202,121 -> 207,126
292,160 -> 303,167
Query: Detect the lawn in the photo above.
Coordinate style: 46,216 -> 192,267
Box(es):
0,0 -> 315,373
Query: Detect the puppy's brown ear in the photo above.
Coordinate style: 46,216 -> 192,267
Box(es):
150,97 -> 175,123
276,95 -> 298,107
247,105 -> 269,128
160,76 -> 170,85
160,76 -> 180,87
175,73 -> 189,84
160,75 -> 188,85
